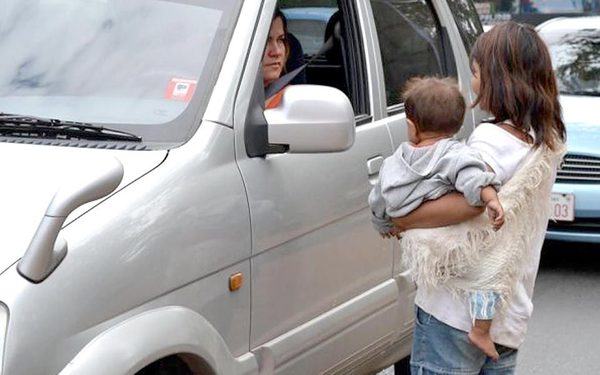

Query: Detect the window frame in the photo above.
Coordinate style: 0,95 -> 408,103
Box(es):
338,0 -> 371,121
445,0 -> 484,56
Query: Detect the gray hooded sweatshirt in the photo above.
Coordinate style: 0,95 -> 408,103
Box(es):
368,138 -> 500,233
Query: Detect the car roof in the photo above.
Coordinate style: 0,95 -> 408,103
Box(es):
536,15 -> 600,32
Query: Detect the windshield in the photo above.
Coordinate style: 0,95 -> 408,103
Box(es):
543,27 -> 600,96
0,0 -> 240,146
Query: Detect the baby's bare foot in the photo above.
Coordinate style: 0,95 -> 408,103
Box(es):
469,329 -> 500,361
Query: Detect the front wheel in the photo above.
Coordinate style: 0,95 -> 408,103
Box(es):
394,356 -> 411,375
136,355 -> 192,375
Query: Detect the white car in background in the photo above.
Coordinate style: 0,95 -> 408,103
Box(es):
537,16 -> 600,244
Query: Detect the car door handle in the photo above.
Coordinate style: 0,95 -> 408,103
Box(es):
367,156 -> 384,175
367,156 -> 384,185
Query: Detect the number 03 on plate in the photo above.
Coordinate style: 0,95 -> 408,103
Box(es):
550,193 -> 575,222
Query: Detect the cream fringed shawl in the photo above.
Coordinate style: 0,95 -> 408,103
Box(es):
400,144 -> 566,308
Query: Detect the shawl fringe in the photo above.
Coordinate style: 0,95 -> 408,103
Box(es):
400,144 -> 566,310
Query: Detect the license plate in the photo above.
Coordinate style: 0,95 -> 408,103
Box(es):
550,193 -> 575,222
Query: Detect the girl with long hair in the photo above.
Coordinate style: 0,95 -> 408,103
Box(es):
391,22 -> 566,374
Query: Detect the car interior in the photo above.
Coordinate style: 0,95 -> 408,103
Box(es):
283,8 -> 347,89
303,10 -> 349,96
280,4 -> 363,114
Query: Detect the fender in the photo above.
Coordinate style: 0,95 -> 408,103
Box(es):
58,306 -> 258,375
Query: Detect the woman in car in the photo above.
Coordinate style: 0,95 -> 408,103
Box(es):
263,8 -> 289,109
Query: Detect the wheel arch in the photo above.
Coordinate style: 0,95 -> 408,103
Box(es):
58,306 -> 257,375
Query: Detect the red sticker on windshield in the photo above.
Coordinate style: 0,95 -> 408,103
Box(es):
165,78 -> 197,101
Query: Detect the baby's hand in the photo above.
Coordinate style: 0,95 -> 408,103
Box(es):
486,200 -> 504,230
380,226 -> 403,239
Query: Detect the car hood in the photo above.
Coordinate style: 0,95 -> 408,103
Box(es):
0,143 -> 167,275
561,95 -> 600,156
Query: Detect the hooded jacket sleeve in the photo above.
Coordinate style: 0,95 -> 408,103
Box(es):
368,180 -> 395,234
451,147 -> 501,206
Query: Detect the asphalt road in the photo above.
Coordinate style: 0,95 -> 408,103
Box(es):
517,240 -> 600,375
379,240 -> 600,375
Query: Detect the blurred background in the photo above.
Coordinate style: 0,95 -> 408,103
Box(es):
473,0 -> 600,26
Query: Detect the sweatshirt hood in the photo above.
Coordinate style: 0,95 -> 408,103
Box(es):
396,138 -> 455,178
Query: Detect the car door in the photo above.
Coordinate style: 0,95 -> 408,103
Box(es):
367,0 -> 482,341
234,0 -> 401,373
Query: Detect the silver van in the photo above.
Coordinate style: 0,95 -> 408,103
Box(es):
0,0 -> 484,374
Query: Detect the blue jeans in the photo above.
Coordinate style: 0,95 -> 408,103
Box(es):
410,306 -> 518,375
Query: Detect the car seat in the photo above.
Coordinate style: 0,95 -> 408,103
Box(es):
307,11 -> 348,95
285,32 -> 307,85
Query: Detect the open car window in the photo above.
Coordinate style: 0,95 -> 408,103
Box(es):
281,1 -> 370,120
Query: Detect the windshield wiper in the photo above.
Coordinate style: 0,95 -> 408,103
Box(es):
0,113 -> 142,142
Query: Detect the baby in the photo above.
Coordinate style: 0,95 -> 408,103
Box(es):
369,76 -> 504,360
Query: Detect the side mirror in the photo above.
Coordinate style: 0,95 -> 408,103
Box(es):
17,157 -> 124,283
264,85 -> 355,153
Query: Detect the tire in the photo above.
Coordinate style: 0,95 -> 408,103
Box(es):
393,356 -> 411,375
136,355 -> 192,375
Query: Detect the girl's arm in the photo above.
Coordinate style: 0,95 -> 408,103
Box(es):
391,192 -> 484,231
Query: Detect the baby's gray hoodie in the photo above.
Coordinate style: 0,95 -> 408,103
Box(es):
368,138 -> 500,233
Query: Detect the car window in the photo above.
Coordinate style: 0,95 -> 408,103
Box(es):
281,1 -> 370,120
446,0 -> 483,55
370,0 -> 454,109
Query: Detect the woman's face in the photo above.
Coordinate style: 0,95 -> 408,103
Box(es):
262,17 -> 287,87
471,61 -> 481,96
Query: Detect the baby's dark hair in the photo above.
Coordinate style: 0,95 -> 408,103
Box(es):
402,77 -> 466,135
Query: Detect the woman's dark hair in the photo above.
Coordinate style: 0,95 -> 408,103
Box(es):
273,8 -> 288,32
470,21 -> 566,150
273,8 -> 290,66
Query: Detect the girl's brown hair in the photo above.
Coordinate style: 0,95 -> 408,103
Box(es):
470,22 -> 566,150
